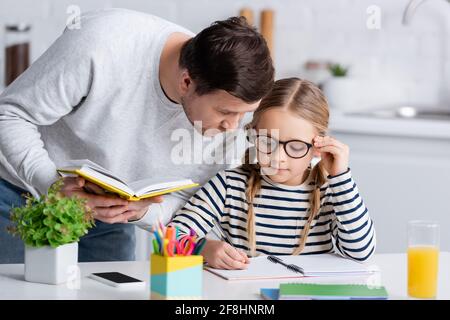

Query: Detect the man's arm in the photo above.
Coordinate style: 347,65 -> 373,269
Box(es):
0,26 -> 93,195
0,25 -> 143,224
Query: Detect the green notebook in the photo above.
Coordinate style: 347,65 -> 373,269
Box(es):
279,283 -> 388,300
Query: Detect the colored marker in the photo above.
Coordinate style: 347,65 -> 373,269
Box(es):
163,239 -> 169,256
152,238 -> 159,254
193,238 -> 207,255
153,231 -> 163,255
166,226 -> 174,241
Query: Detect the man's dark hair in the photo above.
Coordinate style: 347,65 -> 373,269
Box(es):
179,16 -> 274,103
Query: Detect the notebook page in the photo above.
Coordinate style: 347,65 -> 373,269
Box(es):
206,255 -> 302,280
279,254 -> 370,276
205,254 -> 372,280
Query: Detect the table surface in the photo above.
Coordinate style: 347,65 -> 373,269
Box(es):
1,252 -> 449,300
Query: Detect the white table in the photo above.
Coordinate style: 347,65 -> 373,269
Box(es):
1,253 -> 449,300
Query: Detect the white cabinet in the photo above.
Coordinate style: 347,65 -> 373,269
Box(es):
330,129 -> 450,253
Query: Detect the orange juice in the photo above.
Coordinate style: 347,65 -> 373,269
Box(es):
407,246 -> 439,298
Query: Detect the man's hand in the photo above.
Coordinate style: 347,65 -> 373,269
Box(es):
125,196 -> 164,222
57,177 -> 163,224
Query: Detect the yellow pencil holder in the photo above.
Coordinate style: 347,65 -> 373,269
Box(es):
150,254 -> 203,300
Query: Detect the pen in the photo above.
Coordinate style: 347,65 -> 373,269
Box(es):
157,214 -> 166,235
210,220 -> 248,262
211,219 -> 234,246
156,225 -> 163,240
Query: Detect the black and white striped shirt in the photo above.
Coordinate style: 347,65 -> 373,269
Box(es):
170,167 -> 376,261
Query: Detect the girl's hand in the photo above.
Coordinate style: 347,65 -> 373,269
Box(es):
202,240 -> 250,270
313,135 -> 349,177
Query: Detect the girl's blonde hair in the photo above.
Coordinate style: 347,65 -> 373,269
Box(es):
241,77 -> 330,256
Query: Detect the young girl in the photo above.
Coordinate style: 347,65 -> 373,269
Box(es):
169,78 -> 376,270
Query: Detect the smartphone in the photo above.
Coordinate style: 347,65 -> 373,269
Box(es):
89,272 -> 145,288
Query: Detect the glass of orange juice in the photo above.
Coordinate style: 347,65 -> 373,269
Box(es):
407,220 -> 440,299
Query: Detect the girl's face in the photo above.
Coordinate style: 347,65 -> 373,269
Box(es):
255,108 -> 319,186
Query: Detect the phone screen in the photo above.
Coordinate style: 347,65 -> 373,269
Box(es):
92,272 -> 143,283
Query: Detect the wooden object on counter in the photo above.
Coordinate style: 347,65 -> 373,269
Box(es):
260,9 -> 274,57
5,24 -> 31,86
239,8 -> 254,26
5,43 -> 29,86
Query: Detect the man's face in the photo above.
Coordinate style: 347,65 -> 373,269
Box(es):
181,87 -> 259,136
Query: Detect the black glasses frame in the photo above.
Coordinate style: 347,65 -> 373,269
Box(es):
249,134 -> 313,159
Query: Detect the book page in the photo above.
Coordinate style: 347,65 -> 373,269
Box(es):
129,178 -> 195,196
62,159 -> 129,185
80,167 -> 135,196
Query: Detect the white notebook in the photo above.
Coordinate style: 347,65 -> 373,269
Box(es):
205,254 -> 374,280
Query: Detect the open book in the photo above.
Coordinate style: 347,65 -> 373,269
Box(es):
57,159 -> 199,201
205,254 -> 375,280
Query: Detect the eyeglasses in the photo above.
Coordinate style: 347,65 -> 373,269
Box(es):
249,134 -> 313,159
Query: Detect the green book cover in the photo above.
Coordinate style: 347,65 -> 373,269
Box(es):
279,283 -> 388,300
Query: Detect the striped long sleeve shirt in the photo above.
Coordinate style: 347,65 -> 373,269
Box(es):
170,167 -> 376,262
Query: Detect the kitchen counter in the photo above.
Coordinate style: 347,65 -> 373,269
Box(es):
330,111 -> 450,140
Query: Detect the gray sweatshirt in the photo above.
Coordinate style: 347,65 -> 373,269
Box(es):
0,9 -> 240,229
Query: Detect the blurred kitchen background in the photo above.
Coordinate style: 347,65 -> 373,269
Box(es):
0,0 -> 449,258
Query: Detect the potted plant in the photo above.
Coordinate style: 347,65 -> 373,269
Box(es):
321,63 -> 358,111
328,63 -> 349,78
8,179 -> 95,285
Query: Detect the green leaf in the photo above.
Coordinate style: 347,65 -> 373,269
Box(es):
328,63 -> 349,77
7,178 -> 94,247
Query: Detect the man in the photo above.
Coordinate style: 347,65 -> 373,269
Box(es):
0,8 -> 274,263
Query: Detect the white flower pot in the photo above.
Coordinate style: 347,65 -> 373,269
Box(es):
24,242 -> 78,285
322,77 -> 358,111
